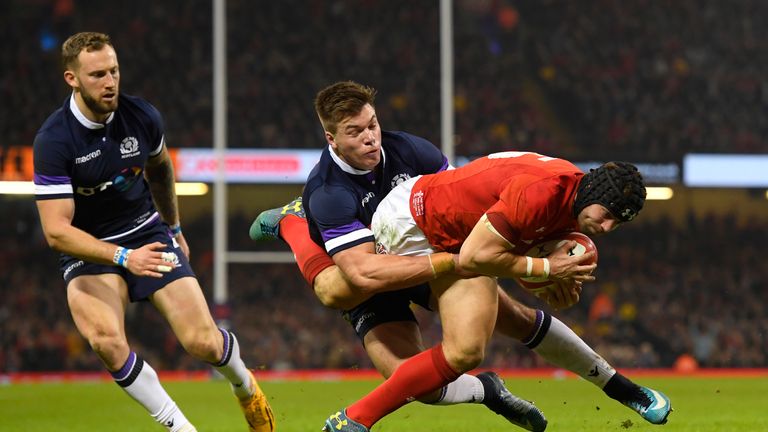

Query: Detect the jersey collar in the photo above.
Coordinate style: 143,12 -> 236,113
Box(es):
328,145 -> 386,175
69,93 -> 115,129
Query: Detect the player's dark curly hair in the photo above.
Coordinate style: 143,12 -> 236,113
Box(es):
573,161 -> 646,222
61,32 -> 113,72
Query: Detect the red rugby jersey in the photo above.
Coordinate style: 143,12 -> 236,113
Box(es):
410,151 -> 583,254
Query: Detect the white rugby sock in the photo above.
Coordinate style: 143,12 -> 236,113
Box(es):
526,311 -> 615,388
211,329 -> 254,399
111,352 -> 193,431
430,374 -> 485,405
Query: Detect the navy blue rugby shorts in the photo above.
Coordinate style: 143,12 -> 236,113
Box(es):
59,222 -> 196,302
343,283 -> 433,340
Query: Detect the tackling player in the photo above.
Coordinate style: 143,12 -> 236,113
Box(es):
33,32 -> 274,432
253,81 -> 547,431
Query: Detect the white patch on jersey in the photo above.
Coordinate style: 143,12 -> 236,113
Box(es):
390,173 -> 411,189
120,137 -> 140,158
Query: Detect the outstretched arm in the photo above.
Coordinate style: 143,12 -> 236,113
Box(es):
459,214 -> 596,280
332,241 -> 457,294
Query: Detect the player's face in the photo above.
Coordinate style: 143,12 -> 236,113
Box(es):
327,104 -> 382,171
66,45 -> 120,122
577,204 -> 620,236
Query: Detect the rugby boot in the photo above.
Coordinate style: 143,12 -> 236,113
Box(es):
477,371 -> 548,431
619,384 -> 672,425
322,409 -> 369,432
249,197 -> 305,241
238,371 -> 276,432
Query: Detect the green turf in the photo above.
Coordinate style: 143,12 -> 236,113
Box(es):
1,376 -> 767,431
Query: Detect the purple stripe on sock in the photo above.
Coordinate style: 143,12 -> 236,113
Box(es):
215,328 -> 232,367
111,351 -> 137,381
522,310 -> 545,345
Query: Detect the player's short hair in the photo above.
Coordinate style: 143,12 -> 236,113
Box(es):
314,81 -> 377,134
574,161 -> 646,222
61,32 -> 113,72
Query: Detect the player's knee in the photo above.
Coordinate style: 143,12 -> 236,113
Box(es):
88,333 -> 129,369
444,342 -> 485,373
180,329 -> 221,362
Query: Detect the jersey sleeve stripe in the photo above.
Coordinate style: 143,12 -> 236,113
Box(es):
321,221 -> 369,241
35,183 -> 74,195
324,228 -> 374,254
439,157 -> 450,172
34,173 -> 71,185
149,135 -> 165,156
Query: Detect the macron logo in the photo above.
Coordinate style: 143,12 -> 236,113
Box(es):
75,149 -> 102,164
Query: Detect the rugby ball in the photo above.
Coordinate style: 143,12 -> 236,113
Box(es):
516,232 -> 597,294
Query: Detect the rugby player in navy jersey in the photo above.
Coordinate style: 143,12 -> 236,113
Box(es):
252,82 -> 545,430
33,32 -> 274,432
251,81 -> 671,431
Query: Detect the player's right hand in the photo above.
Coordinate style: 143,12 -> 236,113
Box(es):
125,242 -> 174,278
548,241 -> 597,282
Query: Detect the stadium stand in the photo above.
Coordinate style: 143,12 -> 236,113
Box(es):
2,1 -> 766,372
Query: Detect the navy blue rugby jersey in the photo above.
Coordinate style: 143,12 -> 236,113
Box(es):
33,94 -> 165,240
303,130 -> 450,256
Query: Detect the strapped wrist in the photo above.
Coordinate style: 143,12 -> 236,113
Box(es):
113,246 -> 133,268
428,252 -> 455,278
524,256 -> 550,278
169,223 -> 182,237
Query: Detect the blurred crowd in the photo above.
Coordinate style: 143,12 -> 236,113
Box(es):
2,0 -> 766,373
520,0 -> 768,161
2,198 -> 766,372
7,1 -> 767,163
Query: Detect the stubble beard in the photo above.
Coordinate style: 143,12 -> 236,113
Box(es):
81,89 -> 118,117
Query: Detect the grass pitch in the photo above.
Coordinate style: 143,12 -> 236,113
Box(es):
2,375 -> 767,431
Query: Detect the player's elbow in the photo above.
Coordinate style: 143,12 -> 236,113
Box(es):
314,284 -> 363,310
42,227 -> 66,252
344,269 -> 388,294
315,291 -> 356,310
458,250 -> 485,273
459,249 -> 493,274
